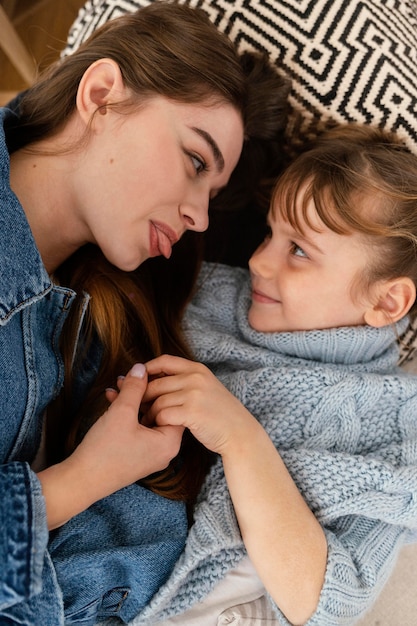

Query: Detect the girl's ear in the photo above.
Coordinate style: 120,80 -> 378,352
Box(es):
76,58 -> 126,126
364,278 -> 416,327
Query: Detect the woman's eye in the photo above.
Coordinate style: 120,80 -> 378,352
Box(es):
190,154 -> 207,174
290,242 -> 308,258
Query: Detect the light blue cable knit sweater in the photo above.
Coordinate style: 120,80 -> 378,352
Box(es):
122,263 -> 417,626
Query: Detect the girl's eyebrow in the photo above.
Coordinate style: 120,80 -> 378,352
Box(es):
295,232 -> 325,255
191,127 -> 225,173
274,214 -> 325,255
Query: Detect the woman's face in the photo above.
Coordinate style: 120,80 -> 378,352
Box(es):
75,96 -> 244,270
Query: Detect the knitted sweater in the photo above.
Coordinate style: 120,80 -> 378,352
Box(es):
123,263 -> 417,626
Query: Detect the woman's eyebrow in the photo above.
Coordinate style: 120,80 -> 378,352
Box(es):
191,127 -> 225,172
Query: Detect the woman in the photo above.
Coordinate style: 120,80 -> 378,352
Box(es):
0,2 -> 267,623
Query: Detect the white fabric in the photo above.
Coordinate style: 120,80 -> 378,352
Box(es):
152,557 -> 266,625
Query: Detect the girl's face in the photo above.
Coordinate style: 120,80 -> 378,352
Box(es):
74,96 -> 244,271
248,191 -> 375,333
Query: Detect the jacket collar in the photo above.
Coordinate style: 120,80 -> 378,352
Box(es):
0,107 -> 52,325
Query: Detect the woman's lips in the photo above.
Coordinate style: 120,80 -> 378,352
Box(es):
149,221 -> 179,259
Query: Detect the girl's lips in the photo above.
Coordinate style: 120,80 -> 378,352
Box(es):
149,221 -> 179,259
251,288 -> 280,304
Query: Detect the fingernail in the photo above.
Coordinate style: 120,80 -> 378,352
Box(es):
105,387 -> 117,393
117,375 -> 125,381
130,363 -> 146,379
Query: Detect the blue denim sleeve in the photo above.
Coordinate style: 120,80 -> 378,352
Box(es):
0,461 -> 49,610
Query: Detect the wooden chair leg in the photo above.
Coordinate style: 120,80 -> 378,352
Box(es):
0,4 -> 36,85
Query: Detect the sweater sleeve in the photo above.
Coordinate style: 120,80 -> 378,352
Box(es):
268,516 -> 409,625
278,448 -> 417,529
0,461 -> 49,610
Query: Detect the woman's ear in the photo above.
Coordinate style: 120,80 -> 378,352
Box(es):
76,58 -> 126,126
364,278 -> 416,327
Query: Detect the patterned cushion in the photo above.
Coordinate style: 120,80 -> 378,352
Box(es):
64,0 -> 417,158
63,0 -> 417,360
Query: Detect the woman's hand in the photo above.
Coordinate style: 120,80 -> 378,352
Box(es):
38,363 -> 184,530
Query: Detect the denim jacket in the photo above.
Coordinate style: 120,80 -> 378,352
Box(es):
0,106 -> 76,623
0,108 -> 187,626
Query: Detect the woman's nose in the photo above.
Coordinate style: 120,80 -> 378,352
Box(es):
179,193 -> 210,232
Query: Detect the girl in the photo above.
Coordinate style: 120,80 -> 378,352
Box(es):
137,124 -> 417,625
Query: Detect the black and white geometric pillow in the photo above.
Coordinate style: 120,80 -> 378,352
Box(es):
64,0 -> 417,158
63,0 -> 417,363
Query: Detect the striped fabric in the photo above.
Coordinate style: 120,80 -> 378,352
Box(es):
218,595 -> 279,624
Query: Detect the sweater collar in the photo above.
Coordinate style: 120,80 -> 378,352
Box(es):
236,278 -> 406,366
0,107 -> 51,325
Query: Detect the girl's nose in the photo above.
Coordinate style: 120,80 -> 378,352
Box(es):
249,239 -> 275,277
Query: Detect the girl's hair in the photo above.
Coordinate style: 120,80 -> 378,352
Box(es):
22,2 -> 290,512
6,1 -> 247,153
273,123 -> 417,317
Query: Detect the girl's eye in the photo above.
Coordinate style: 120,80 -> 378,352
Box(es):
190,154 -> 207,174
290,242 -> 308,258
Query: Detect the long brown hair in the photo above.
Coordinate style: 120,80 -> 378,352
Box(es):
50,235 -> 209,506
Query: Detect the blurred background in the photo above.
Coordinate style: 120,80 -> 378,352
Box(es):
0,0 -> 85,105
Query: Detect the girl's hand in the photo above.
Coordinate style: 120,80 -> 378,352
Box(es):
144,355 -> 327,624
38,363 -> 184,529
143,354 -> 259,456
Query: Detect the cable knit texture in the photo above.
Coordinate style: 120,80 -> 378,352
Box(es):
120,263 -> 417,626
